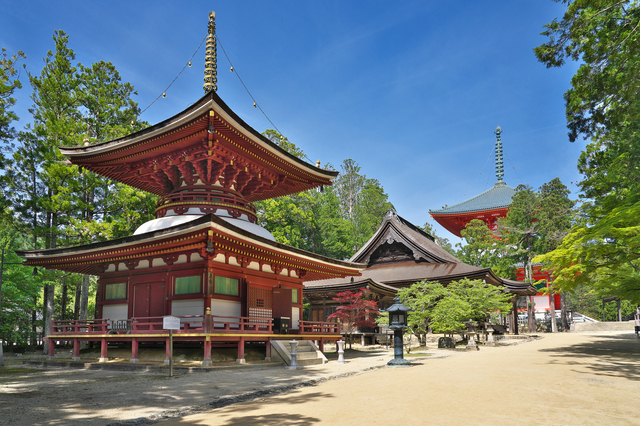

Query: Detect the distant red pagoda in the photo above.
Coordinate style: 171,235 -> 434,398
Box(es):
429,126 -> 515,236
429,127 -> 558,313
17,13 -> 362,365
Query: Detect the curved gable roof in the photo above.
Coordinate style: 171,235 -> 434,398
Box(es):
350,211 -> 459,264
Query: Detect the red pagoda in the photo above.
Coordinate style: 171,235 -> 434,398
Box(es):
429,126 -> 515,237
17,13 -> 363,365
429,127 -> 558,314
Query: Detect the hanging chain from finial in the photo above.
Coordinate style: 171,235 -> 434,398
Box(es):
204,11 -> 218,93
493,126 -> 504,182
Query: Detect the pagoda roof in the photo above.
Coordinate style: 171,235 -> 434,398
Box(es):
16,214 -> 364,281
429,181 -> 515,216
59,91 -> 337,201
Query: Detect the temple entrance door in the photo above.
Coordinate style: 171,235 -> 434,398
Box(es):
134,282 -> 165,318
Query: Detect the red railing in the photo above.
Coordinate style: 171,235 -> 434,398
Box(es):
51,319 -> 110,335
50,317 -> 340,336
210,316 -> 272,333
298,320 -> 340,334
49,315 -> 274,335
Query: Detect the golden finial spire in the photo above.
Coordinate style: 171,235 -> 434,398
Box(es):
204,11 -> 218,93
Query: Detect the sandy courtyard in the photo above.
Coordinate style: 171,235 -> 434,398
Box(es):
162,332 -> 640,426
1,331 -> 639,425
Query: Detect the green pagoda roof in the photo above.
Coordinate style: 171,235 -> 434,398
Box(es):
429,181 -> 516,215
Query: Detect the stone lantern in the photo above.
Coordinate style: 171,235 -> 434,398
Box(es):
385,296 -> 412,366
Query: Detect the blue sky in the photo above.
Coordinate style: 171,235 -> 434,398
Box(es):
3,1 -> 584,245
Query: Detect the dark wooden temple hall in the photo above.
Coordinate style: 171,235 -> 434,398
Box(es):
304,211 -> 536,342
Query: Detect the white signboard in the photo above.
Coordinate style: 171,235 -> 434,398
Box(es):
163,315 -> 181,330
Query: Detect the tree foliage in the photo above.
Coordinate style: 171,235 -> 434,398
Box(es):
327,288 -> 379,348
399,279 -> 512,334
256,131 -> 394,260
456,219 -> 515,279
534,2 -> 640,303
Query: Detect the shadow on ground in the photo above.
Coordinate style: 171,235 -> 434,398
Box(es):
539,333 -> 640,381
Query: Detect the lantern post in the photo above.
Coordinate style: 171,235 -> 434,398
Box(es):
384,296 -> 412,366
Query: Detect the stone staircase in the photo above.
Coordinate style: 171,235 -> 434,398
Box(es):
270,340 -> 328,366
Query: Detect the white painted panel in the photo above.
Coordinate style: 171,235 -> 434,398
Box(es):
280,268 -> 288,276
211,299 -> 241,317
105,264 -> 116,273
135,259 -> 150,269
171,299 -> 204,317
152,258 -> 166,267
247,261 -> 260,271
102,304 -> 128,321
118,262 -> 127,271
291,307 -> 300,330
191,252 -> 204,262
262,264 -> 274,274
213,253 -> 225,263
533,295 -> 550,311
174,254 -> 188,265
211,299 -> 241,329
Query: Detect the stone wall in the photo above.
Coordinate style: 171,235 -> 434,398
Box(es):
573,321 -> 634,332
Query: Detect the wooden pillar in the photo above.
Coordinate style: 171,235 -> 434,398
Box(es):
130,338 -> 139,364
99,338 -> 108,362
265,339 -> 271,361
510,298 -> 519,335
72,339 -> 80,361
164,337 -> 171,365
202,337 -> 212,367
236,337 -> 246,364
47,338 -> 55,360
617,299 -> 622,322
319,339 -> 324,353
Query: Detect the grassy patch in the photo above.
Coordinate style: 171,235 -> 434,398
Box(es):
404,353 -> 431,357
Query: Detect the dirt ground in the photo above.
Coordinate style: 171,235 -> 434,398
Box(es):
1,331 -> 639,425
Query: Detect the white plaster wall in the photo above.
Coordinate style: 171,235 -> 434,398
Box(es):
102,304 -> 128,321
211,299 -> 241,329
171,299 -> 204,317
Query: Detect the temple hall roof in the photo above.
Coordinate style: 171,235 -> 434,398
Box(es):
429,181 -> 516,216
305,210 -> 536,296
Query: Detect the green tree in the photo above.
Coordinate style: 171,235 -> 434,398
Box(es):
534,2 -> 640,304
419,221 -> 455,254
534,1 -> 640,141
456,219 -> 515,279
400,279 -> 512,337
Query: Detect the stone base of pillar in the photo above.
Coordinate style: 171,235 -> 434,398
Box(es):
47,356 -> 55,361
130,358 -> 139,364
98,357 -> 108,363
387,358 -> 411,366
202,359 -> 212,367
164,359 -> 170,365
285,364 -> 304,370
264,357 -> 271,362
236,358 -> 246,364
72,356 -> 81,361
485,342 -> 496,347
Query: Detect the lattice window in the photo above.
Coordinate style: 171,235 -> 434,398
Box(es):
248,286 -> 272,320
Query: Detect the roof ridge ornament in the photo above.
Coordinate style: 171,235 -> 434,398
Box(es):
204,11 -> 218,93
493,126 -> 504,182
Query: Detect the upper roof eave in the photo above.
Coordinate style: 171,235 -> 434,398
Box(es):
59,91 -> 338,180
